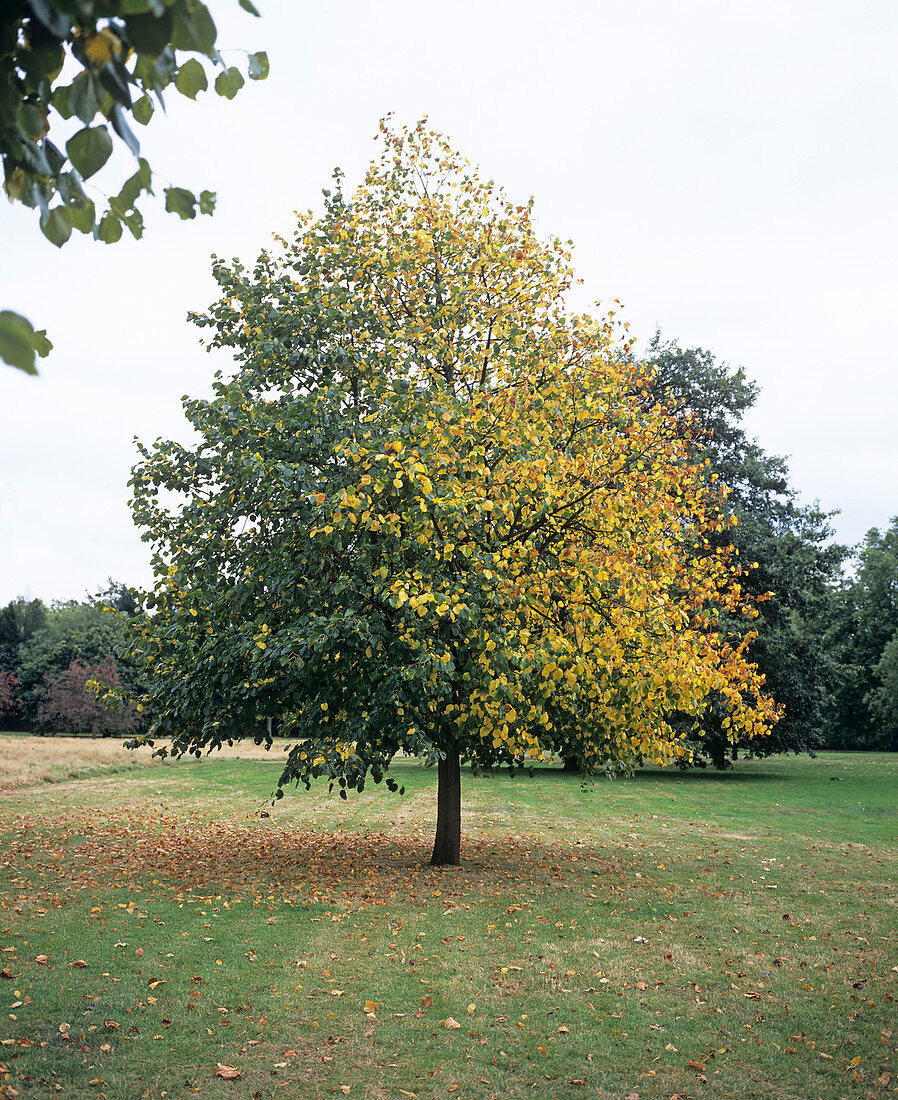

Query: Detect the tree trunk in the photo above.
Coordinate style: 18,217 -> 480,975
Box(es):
430,738 -> 461,866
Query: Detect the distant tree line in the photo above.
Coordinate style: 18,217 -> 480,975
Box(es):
0,342 -> 895,753
0,581 -> 143,736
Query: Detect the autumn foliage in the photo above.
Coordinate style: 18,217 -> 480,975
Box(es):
37,659 -> 140,738
126,120 -> 778,863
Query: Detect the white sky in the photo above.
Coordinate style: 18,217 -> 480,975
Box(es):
1,0 -> 896,606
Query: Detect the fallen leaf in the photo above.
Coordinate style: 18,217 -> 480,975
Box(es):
420,994 -> 433,1008
338,1088 -> 350,1096
1,969 -> 16,979
557,1026 -> 570,1034
89,1079 -> 105,1087
443,1017 -> 461,1029
71,960 -> 88,968
215,1064 -> 241,1080
687,1060 -> 706,1071
135,948 -> 144,957
34,955 -> 50,964
364,1000 -> 378,1013
148,979 -> 165,989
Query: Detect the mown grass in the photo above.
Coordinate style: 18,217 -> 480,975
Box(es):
0,744 -> 896,1100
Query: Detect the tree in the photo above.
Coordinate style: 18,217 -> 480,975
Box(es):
0,668 -> 18,721
16,598 -> 131,726
124,120 -> 778,865
1,0 -> 268,374
642,337 -> 847,767
825,517 -> 898,749
37,657 -> 140,736
868,630 -> 898,748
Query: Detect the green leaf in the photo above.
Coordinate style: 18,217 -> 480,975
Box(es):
123,209 -> 145,239
68,71 -> 102,124
110,104 -> 141,157
116,158 -> 153,210
0,311 -> 51,375
27,0 -> 69,37
56,170 -> 87,204
17,104 -> 46,142
172,0 -> 218,55
96,213 -> 124,243
98,60 -> 133,109
66,126 -> 113,179
44,140 -> 66,175
132,93 -> 155,125
164,186 -> 197,219
247,51 -> 269,80
199,189 -> 216,215
39,205 -> 73,248
174,58 -> 208,99
125,10 -> 176,56
70,199 -> 97,234
239,0 -> 261,14
51,83 -> 74,120
121,0 -> 167,13
214,66 -> 245,99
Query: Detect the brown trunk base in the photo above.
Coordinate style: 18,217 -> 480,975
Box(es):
430,740 -> 461,866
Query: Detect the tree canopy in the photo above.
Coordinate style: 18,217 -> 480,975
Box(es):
1,0 -> 267,374
642,337 -> 847,766
825,516 -> 898,750
124,120 -> 778,864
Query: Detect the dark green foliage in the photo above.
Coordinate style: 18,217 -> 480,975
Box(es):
642,336 -> 848,766
825,517 -> 898,749
11,598 -> 133,728
1,0 -> 267,373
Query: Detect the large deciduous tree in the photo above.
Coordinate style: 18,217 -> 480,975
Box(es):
1,0 -> 268,374
125,121 -> 778,864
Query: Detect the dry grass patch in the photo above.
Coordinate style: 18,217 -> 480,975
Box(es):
0,734 -> 297,789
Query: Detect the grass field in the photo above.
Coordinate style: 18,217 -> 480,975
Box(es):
0,740 -> 895,1100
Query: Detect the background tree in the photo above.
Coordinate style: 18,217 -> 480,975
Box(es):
824,517 -> 898,749
125,121 -> 778,865
36,657 -> 139,736
0,668 -> 18,722
1,0 -> 268,373
0,596 -> 46,727
16,597 -> 132,727
642,336 -> 847,767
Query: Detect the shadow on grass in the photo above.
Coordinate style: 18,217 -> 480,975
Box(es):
481,763 -> 790,786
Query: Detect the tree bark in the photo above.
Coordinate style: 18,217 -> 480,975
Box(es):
430,738 -> 461,866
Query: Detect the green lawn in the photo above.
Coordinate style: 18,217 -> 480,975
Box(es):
1,747 -> 896,1099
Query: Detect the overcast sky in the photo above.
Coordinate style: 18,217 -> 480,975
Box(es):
2,0 -> 896,606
